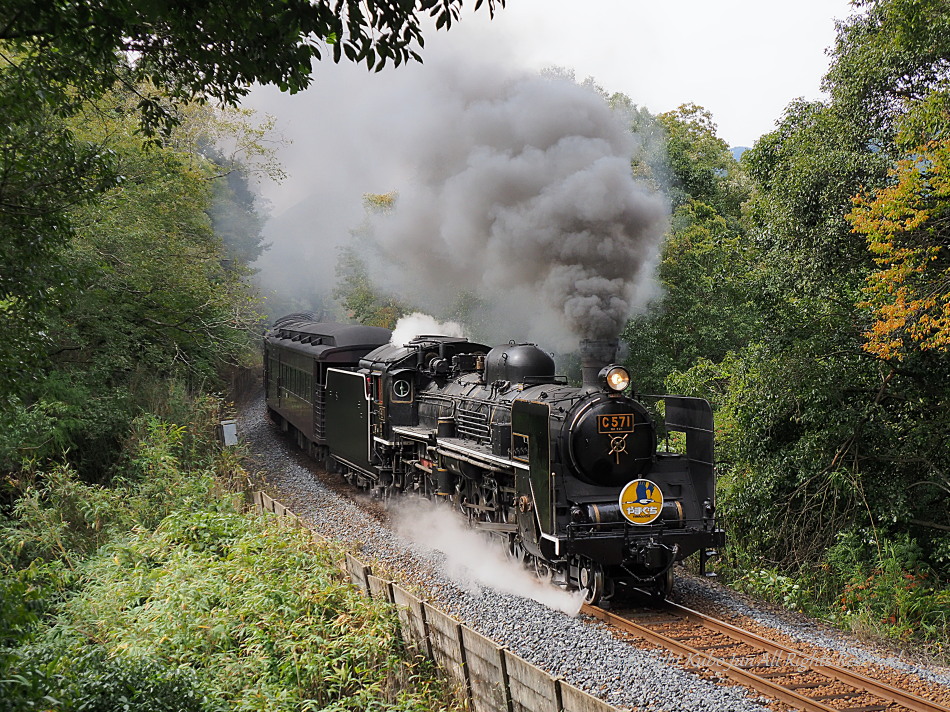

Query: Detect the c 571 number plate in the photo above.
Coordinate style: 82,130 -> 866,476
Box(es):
598,413 -> 635,433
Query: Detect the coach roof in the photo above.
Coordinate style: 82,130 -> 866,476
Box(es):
265,319 -> 391,358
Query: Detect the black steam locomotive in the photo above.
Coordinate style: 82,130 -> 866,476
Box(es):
264,314 -> 724,603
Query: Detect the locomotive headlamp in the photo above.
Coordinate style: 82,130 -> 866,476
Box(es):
600,365 -> 631,392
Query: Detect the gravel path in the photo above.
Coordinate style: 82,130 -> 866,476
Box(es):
238,388 -> 949,710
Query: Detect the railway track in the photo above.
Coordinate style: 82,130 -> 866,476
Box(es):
581,601 -> 950,712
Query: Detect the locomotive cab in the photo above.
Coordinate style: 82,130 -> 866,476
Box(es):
359,336 -> 492,436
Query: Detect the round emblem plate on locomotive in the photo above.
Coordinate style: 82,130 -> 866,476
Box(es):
392,379 -> 411,398
618,479 -> 664,525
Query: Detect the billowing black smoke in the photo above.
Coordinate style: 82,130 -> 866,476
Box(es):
368,65 -> 669,348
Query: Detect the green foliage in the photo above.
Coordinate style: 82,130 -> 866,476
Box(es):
670,331 -> 950,565
826,0 -> 950,143
65,94 -> 263,377
896,88 -> 950,147
621,105 -> 758,395
654,0 -> 950,648
721,532 -> 950,651
2,465 -> 132,567
0,86 -> 264,481
2,0 -> 496,464
0,505 -> 454,712
743,100 -> 887,294
623,198 -> 759,395
605,92 -> 669,188
0,2 -> 498,702
0,395 -> 231,712
1,393 -> 454,712
713,0 -> 950,578
210,173 -> 269,266
23,643 -> 209,712
2,0 -> 503,138
0,407 -> 223,570
334,194 -> 408,329
657,104 -> 749,218
0,55 -> 120,397
334,245 -> 406,329
736,567 -> 815,614
0,397 -> 63,475
56,511 -> 442,711
825,533 -> 950,647
181,105 -> 283,267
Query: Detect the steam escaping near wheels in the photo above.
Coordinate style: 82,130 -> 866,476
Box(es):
392,497 -> 585,616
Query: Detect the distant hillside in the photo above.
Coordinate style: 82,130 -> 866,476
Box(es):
731,146 -> 750,161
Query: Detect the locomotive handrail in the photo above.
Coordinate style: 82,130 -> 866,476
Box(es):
565,519 -> 710,540
418,392 -> 513,411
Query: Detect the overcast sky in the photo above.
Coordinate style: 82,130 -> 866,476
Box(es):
246,0 -> 857,202
442,0 -> 856,148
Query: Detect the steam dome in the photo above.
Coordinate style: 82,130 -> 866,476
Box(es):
484,344 -> 556,384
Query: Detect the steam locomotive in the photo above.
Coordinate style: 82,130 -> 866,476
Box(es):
264,314 -> 724,603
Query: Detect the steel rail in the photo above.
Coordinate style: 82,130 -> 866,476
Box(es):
664,601 -> 948,712
582,602 -> 950,712
582,603 -> 840,712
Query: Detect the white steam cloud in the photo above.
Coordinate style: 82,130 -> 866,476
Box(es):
390,312 -> 466,347
393,498 -> 584,616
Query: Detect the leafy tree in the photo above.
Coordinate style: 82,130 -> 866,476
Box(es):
334,194 -> 406,329
833,1 -> 950,364
0,90 -> 263,479
664,2 -> 950,631
621,105 -> 758,395
334,245 -> 406,329
0,56 -> 120,395
209,169 -> 270,267
179,105 -> 284,267
0,0 -> 501,399
658,104 -> 748,219
2,0 -> 505,137
826,0 -> 950,143
849,139 -> 950,360
623,200 -> 759,395
66,120 -> 260,372
743,100 -> 887,294
605,92 -> 669,187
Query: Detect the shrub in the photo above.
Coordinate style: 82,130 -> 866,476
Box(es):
831,536 -> 950,644
59,511 -> 453,711
0,394 -> 457,711
734,566 -> 815,613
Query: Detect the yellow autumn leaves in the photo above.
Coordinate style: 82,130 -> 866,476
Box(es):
849,139 -> 950,360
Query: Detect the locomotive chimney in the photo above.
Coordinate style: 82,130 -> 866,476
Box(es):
580,338 -> 619,391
